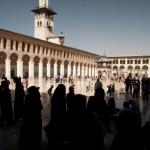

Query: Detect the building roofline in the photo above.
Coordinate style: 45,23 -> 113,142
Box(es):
0,28 -> 99,58
108,55 -> 150,59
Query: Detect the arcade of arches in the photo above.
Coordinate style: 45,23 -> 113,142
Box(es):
0,29 -> 99,79
1,29 -> 150,80
0,51 -> 98,79
112,64 -> 150,77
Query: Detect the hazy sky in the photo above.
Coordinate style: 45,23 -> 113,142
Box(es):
0,0 -> 150,56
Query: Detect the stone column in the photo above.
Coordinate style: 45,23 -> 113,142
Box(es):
5,57 -> 11,80
91,66 -> 93,77
39,60 -> 43,79
13,41 -> 16,50
83,66 -> 86,78
18,41 -> 22,51
77,65 -> 80,77
6,39 -> 11,50
95,67 -> 98,77
88,66 -> 91,77
92,66 -> 94,77
0,38 -> 4,49
24,43 -> 28,53
47,62 -> 50,77
29,59 -> 34,79
17,57 -> 23,78
73,65 -> 76,77
148,67 -> 150,78
94,66 -> 96,77
85,66 -> 88,77
81,66 -> 84,78
29,44 -> 34,53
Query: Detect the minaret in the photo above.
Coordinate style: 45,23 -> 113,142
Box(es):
32,0 -> 57,40
39,0 -> 48,8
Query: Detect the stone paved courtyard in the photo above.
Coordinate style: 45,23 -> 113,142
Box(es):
0,78 -> 150,150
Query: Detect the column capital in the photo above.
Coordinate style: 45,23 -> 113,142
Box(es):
18,55 -> 23,61
29,57 -> 34,62
47,61 -> 50,65
39,60 -> 43,64
18,41 -> 22,51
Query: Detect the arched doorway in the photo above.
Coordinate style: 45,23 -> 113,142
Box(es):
76,62 -> 79,77
80,63 -> 83,77
34,56 -> 40,78
64,60 -> 68,77
57,60 -> 61,75
43,57 -> 48,78
50,59 -> 55,78
0,52 -> 6,78
22,54 -> 30,78
134,66 -> 141,76
127,66 -> 133,74
142,65 -> 148,76
10,53 -> 18,78
113,66 -> 118,76
71,61 -> 74,76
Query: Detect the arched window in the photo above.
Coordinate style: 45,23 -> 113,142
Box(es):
146,59 -> 149,64
40,21 -> 42,26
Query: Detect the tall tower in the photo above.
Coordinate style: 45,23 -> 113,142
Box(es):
32,0 -> 57,40
39,0 -> 48,8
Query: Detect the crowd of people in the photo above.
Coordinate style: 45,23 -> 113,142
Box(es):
0,74 -> 150,150
125,73 -> 150,100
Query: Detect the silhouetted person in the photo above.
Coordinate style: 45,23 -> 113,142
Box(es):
67,94 -> 105,150
0,80 -> 13,125
87,87 -> 108,131
142,121 -> 150,150
111,109 -> 145,150
132,77 -> 140,98
107,97 -> 118,117
47,85 -> 54,99
66,86 -> 75,111
123,99 -> 140,115
13,77 -> 25,121
141,77 -> 149,101
46,84 -> 67,149
125,73 -> 132,93
95,78 -> 102,90
19,86 -> 43,149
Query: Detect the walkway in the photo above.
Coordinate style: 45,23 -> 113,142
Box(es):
0,79 -> 150,150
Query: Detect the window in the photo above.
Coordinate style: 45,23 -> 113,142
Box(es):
138,60 -> 141,64
146,59 -> 149,64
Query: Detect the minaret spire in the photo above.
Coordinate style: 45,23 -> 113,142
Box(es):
39,0 -> 48,8
32,0 -> 57,41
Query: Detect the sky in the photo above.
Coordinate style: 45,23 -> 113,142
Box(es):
0,0 -> 150,56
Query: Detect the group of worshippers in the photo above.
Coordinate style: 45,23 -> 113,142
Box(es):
0,76 -> 150,150
125,73 -> 150,100
0,77 -> 25,125
0,77 -> 43,149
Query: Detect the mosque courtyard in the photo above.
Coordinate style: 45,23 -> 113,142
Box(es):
0,78 -> 150,150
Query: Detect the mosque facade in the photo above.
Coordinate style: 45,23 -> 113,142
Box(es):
0,0 -> 99,80
0,0 -> 150,80
108,56 -> 150,78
